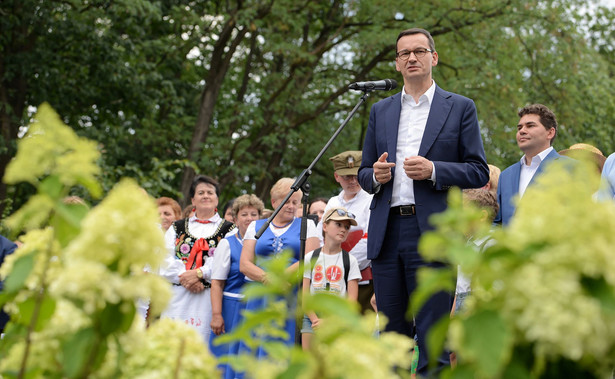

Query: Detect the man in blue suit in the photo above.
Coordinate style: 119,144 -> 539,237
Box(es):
495,104 -> 563,225
357,28 -> 488,374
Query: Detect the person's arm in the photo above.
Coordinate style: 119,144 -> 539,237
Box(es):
304,274 -> 319,329
159,226 -> 185,284
450,295 -> 457,318
431,99 -> 489,189
302,276 -> 312,304
347,279 -> 359,302
358,105 -> 382,194
240,239 -> 267,283
493,181 -> 503,225
210,279 -> 225,335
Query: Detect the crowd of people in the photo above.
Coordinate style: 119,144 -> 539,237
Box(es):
144,26 -> 615,378
2,26 -> 615,378
151,163 -> 370,377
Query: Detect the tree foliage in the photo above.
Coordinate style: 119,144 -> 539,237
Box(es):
1,0 -> 614,213
0,105 -> 413,378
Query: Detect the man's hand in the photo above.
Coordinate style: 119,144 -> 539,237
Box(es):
374,152 -> 396,184
404,156 -> 433,180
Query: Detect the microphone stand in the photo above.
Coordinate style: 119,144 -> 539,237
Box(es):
255,89 -> 372,345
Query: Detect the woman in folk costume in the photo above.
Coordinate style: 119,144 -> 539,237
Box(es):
159,175 -> 234,342
209,194 -> 264,378
239,177 -> 320,357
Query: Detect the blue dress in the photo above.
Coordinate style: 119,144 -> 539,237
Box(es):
209,233 -> 246,379
239,218 -> 302,359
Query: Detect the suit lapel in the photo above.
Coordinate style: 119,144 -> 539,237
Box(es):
386,94 -> 402,164
418,85 -> 452,157
529,149 -> 559,187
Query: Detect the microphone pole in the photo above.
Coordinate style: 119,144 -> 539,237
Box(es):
253,88 -> 375,346
254,89 -> 373,240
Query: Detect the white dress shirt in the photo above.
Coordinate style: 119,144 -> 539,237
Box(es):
390,81 -> 436,207
518,147 -> 553,198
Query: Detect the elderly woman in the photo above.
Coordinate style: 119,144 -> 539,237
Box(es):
156,196 -> 182,231
209,194 -> 264,378
239,178 -> 320,355
159,175 -> 235,342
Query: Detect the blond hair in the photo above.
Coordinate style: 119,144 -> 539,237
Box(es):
232,194 -> 265,218
270,177 -> 300,201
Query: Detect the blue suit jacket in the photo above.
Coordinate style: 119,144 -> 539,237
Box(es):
357,85 -> 489,260
495,149 -> 566,226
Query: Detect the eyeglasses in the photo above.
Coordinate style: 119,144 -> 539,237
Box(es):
396,48 -> 433,61
325,209 -> 356,222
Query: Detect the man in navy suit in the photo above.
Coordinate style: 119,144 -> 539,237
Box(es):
495,104 -> 563,225
1,235 -> 18,333
357,28 -> 488,374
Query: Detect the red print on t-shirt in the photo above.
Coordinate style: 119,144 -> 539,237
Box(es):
326,265 -> 342,282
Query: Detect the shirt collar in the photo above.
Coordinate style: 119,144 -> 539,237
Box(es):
520,146 -> 554,167
400,80 -> 436,106
190,213 -> 221,223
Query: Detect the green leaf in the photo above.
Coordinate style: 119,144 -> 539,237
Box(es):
61,327 -> 97,378
3,252 -> 35,293
51,201 -> 88,247
458,309 -> 513,377
581,275 -> 615,312
15,296 -> 56,331
98,302 -> 135,335
409,267 -> 455,317
426,315 -> 450,371
38,175 -> 63,200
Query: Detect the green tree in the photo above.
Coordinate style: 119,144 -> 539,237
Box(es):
2,0 -> 614,215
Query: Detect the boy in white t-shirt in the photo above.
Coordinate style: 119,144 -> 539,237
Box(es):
302,207 -> 361,350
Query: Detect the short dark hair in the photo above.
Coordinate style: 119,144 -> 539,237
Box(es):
397,28 -> 435,52
222,198 -> 235,216
518,104 -> 558,145
189,175 -> 220,199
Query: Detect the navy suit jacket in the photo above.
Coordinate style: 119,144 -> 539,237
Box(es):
357,85 -> 489,260
495,149 -> 566,226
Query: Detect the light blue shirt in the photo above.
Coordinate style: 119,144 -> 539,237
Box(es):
597,153 -> 615,201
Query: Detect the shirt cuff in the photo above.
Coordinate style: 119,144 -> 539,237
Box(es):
200,266 -> 212,281
429,162 -> 436,183
372,173 -> 382,193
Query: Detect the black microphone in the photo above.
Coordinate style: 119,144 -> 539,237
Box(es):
348,79 -> 398,91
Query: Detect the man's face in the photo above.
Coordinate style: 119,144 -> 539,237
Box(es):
334,172 -> 360,195
395,33 -> 438,83
516,114 -> 555,156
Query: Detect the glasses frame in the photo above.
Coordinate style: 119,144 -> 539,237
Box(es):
396,48 -> 433,61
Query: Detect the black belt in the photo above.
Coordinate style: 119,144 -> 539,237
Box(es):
173,279 -> 211,288
390,205 -> 416,216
